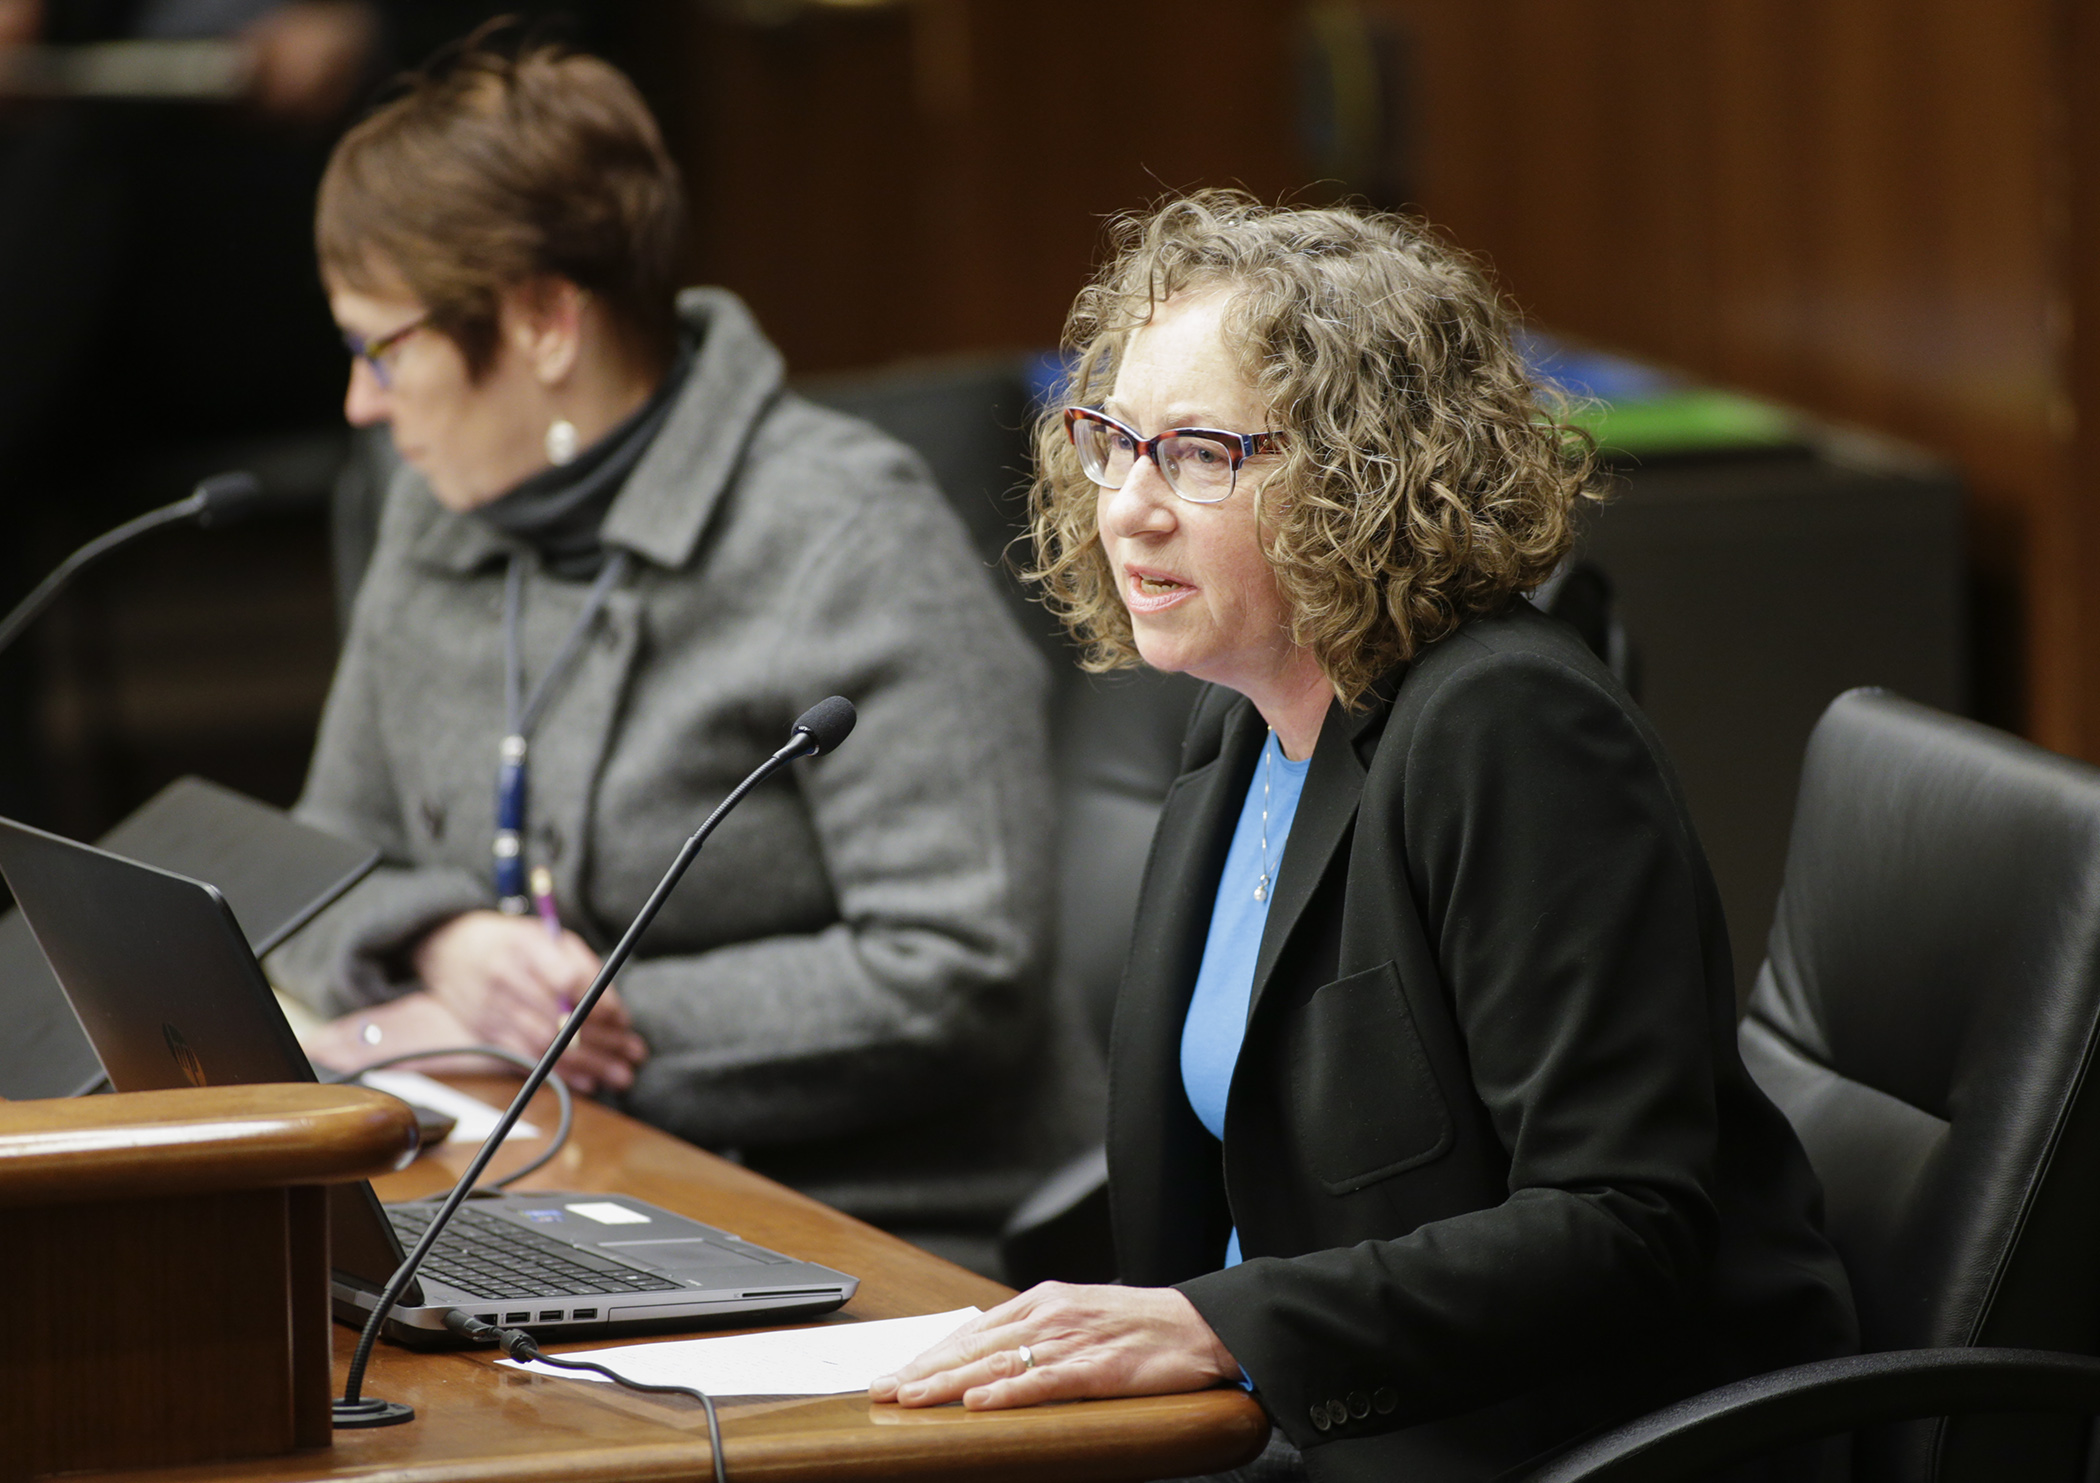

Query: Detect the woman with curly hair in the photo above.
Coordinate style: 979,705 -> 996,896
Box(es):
873,193 -> 1855,1481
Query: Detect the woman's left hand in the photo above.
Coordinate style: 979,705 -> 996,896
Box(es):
870,1281 -> 1241,1410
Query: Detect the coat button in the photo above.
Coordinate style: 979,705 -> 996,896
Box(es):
1310,1402 -> 1332,1432
1373,1386 -> 1398,1414
1347,1391 -> 1370,1419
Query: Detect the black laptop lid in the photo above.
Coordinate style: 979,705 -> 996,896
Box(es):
0,815 -> 317,1092
0,815 -> 412,1291
0,777 -> 377,1099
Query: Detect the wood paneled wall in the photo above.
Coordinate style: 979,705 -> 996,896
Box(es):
668,1 -> 1301,375
1376,0 -> 2076,745
660,0 -> 2099,752
2065,0 -> 2100,758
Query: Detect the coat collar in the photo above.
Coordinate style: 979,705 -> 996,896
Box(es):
406,287 -> 785,576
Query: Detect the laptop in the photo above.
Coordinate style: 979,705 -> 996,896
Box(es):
0,776 -> 381,1100
0,814 -> 859,1346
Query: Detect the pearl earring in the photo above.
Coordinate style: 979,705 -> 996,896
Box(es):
545,419 -> 579,466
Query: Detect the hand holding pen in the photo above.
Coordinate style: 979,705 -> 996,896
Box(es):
412,899 -> 650,1094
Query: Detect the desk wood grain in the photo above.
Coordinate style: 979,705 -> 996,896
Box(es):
59,1077 -> 1268,1483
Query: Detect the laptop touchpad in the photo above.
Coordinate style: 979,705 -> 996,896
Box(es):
599,1237 -> 767,1270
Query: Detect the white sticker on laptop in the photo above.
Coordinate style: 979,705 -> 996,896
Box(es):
565,1201 -> 651,1225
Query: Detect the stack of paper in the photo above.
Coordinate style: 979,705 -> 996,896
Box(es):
501,1307 -> 981,1397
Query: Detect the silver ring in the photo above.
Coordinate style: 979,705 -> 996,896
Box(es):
1017,1343 -> 1035,1371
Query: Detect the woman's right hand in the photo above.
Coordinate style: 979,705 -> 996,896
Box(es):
411,910 -> 648,1093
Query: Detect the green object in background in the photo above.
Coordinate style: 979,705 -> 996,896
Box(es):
1563,388 -> 1801,459
1518,329 -> 1805,459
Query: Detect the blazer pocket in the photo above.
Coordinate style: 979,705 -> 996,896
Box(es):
1288,960 -> 1454,1194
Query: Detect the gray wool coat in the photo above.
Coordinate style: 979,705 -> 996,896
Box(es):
269,288 -> 1075,1224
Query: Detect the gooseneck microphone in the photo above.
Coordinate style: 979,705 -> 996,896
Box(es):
0,471 -> 268,658
334,696 -> 859,1429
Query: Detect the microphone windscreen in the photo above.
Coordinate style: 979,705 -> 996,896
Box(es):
791,696 -> 857,755
192,470 -> 266,528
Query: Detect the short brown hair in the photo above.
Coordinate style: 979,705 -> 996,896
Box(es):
316,37 -> 684,376
1029,191 -> 1601,707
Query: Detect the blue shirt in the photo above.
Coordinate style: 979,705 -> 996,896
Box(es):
1180,730 -> 1311,1270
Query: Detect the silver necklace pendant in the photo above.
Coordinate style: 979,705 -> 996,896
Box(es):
1255,731 -> 1276,903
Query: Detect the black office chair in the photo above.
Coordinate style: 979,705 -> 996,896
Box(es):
1538,688 -> 2100,1482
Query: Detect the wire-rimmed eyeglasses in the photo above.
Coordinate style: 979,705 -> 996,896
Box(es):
1064,406 -> 1280,505
343,313 -> 430,390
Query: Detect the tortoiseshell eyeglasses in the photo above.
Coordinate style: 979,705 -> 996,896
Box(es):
1064,406 -> 1280,505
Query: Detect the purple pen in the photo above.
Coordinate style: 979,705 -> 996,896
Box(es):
530,866 -> 574,1015
528,865 -> 562,939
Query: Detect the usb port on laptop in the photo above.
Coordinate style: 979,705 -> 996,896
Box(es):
573,1308 -> 597,1320
505,1312 -> 530,1324
540,1311 -> 563,1322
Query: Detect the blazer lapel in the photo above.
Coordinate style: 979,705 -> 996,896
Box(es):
1245,700 -> 1373,1026
1119,698 -> 1268,1046
1108,692 -> 1265,1284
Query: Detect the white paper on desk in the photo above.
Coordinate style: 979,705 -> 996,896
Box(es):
501,1307 -> 982,1397
356,1069 -> 541,1143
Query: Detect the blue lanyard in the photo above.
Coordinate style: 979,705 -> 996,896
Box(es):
494,550 -> 629,911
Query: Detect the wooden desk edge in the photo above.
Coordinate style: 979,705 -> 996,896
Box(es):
0,1083 -> 418,1208
60,1387 -> 1271,1483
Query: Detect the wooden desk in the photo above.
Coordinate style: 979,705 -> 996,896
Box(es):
61,1078 -> 1268,1483
3,1085 -> 419,1478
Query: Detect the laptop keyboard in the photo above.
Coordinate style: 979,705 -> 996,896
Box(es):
388,1203 -> 686,1302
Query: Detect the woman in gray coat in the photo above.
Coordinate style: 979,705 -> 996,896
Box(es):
270,37 -> 1061,1227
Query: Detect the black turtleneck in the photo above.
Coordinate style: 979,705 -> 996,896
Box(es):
474,336 -> 696,580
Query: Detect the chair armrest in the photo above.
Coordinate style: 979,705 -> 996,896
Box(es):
1528,1347 -> 2100,1483
0,1082 -> 420,1207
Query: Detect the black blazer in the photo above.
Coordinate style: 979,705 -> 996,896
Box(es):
1108,603 -> 1856,1482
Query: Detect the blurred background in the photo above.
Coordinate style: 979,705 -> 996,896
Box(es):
0,0 -> 2092,990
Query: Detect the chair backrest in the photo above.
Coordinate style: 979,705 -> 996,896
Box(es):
1740,688 -> 2100,1480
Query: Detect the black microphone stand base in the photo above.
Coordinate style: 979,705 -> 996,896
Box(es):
333,1396 -> 416,1428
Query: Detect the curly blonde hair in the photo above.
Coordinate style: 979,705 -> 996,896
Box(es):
1029,191 -> 1602,707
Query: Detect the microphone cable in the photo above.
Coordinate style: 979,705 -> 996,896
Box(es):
444,1309 -> 726,1481
328,1045 -> 576,1190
